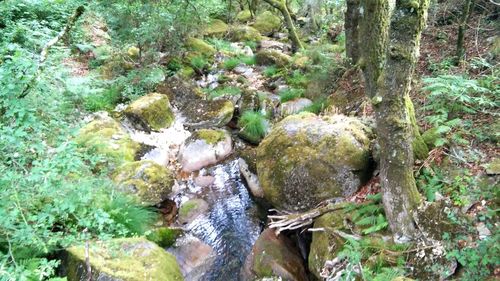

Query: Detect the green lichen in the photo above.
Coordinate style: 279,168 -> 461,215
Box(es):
66,238 -> 184,281
124,93 -> 174,131
75,115 -> 140,165
405,95 -> 429,160
196,129 -> 226,144
113,160 -> 174,205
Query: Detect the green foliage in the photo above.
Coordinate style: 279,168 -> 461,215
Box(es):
301,98 -> 327,114
206,38 -> 237,52
421,75 -> 498,146
190,56 -> 210,72
344,194 -> 389,234
223,57 -> 242,70
240,55 -> 256,66
243,40 -> 258,51
238,111 -> 269,141
263,65 -> 279,77
286,70 -> 309,88
279,88 -> 304,103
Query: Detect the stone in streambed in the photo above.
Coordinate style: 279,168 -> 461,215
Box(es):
241,228 -> 308,281
76,113 -> 140,166
124,93 -> 174,132
113,160 -> 175,206
183,99 -> 234,129
66,237 -> 183,281
169,235 -> 215,281
279,98 -> 313,116
178,198 -> 209,225
178,129 -> 233,172
257,113 -> 374,211
255,49 -> 291,67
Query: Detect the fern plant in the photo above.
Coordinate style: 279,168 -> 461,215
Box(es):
344,193 -> 389,235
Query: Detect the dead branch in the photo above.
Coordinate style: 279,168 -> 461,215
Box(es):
268,201 -> 350,235
19,5 -> 85,98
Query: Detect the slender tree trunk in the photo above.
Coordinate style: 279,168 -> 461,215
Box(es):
345,0 -> 360,65
262,0 -> 304,52
357,0 -> 430,242
456,0 -> 474,64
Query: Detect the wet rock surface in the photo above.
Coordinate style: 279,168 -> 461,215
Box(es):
183,99 -> 234,129
124,92 -> 174,132
257,113 -> 374,211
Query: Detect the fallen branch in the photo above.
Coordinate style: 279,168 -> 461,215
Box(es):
268,201 -> 350,235
19,5 -> 85,98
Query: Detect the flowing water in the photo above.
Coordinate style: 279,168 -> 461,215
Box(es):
120,110 -> 263,280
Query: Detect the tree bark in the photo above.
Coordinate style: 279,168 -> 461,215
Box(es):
345,0 -> 360,65
357,0 -> 430,242
456,0 -> 474,64
262,0 -> 304,52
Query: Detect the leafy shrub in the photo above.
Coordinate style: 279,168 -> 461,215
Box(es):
279,88 -> 304,102
83,86 -> 121,112
286,70 -> 309,88
238,110 -> 269,142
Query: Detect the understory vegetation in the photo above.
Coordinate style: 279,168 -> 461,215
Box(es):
0,0 -> 498,280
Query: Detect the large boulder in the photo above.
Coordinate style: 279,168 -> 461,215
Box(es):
156,77 -> 205,111
178,198 -> 210,224
308,210 -> 346,279
113,160 -> 175,205
185,37 -> 216,57
183,99 -> 234,129
252,11 -> 281,36
66,237 -> 183,281
279,98 -> 313,116
203,19 -> 229,38
241,228 -> 308,281
228,25 -> 262,42
256,113 -> 374,211
255,49 -> 291,67
169,235 -> 215,281
76,113 -> 140,165
236,10 -> 252,23
124,93 -> 174,132
178,129 -> 233,172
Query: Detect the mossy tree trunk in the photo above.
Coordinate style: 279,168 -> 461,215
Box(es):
345,0 -> 360,65
357,0 -> 430,242
262,0 -> 304,52
456,0 -> 475,64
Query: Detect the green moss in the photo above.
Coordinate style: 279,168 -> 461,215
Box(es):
308,211 -> 345,279
421,127 -> 440,148
228,25 -> 262,42
67,238 -> 183,281
177,199 -> 209,224
486,158 -> 500,175
146,227 -> 183,248
252,11 -> 281,36
113,160 -> 174,205
179,201 -> 198,217
186,37 -> 216,57
196,129 -> 226,144
203,19 -> 228,38
124,93 -> 174,131
255,50 -> 291,67
236,10 -> 252,22
75,115 -> 140,165
405,95 -> 429,160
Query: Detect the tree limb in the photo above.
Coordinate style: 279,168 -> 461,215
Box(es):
19,5 -> 85,98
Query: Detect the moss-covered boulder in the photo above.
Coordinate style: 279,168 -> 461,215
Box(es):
279,98 -> 313,117
486,158 -> 500,175
124,93 -> 174,132
308,210 -> 346,279
76,113 -> 140,165
178,129 -> 233,172
183,99 -> 234,129
257,113 -> 373,211
185,37 -> 216,57
252,11 -> 281,36
66,237 -> 183,281
156,77 -> 205,111
203,19 -> 229,38
146,227 -> 184,248
241,228 -> 308,281
236,10 -> 252,22
113,160 -> 175,205
178,198 -> 209,224
255,49 -> 291,68
228,25 -> 262,42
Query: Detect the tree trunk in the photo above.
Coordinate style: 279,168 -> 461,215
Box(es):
345,0 -> 360,65
357,0 -> 430,242
456,0 -> 474,64
262,0 -> 304,52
